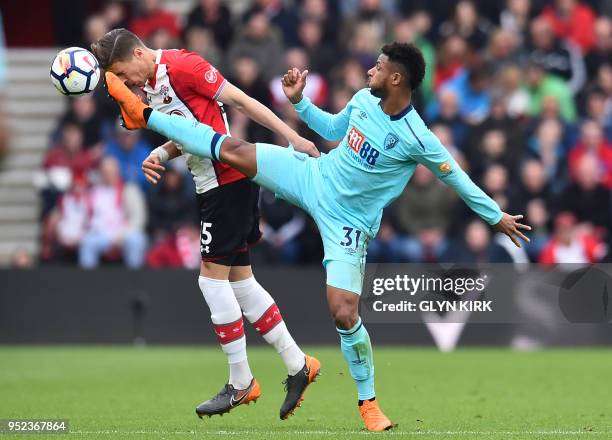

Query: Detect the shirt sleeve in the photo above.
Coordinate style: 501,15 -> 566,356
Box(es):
408,129 -> 503,225
174,51 -> 227,100
293,95 -> 352,141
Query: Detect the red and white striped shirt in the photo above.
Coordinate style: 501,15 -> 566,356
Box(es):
143,49 -> 245,193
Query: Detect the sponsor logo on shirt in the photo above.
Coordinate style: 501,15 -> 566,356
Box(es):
346,127 -> 380,167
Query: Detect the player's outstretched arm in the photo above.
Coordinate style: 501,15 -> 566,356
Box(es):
282,68 -> 351,141
411,131 -> 531,247
217,82 -> 319,158
141,141 -> 181,185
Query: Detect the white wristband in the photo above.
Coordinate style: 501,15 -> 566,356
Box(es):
151,146 -> 169,163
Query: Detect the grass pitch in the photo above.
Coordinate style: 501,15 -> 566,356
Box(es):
1,346 -> 611,439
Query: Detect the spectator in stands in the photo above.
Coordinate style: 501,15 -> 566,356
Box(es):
439,0 -> 494,51
146,167 -> 197,237
510,159 -> 551,214
539,211 -> 605,264
297,19 -> 336,77
299,0 -> 338,45
41,121 -> 99,217
568,120 -> 612,189
245,0 -> 299,47
499,0 -> 532,43
332,58 -> 367,93
102,1 -> 129,30
56,94 -> 108,150
429,63 -> 492,124
82,15 -> 108,50
392,165 -> 454,262
441,219 -> 513,263
258,189 -> 307,264
486,28 -> 521,75
228,11 -> 283,81
539,0 -> 596,54
482,164 -> 510,211
42,173 -> 90,261
583,87 -> 612,143
433,35 -> 467,92
269,48 -> 328,108
526,61 -> 576,123
430,90 -> 469,148
341,0 -> 393,52
79,157 -> 147,269
585,17 -> 611,78
146,225 -> 201,269
466,97 -> 525,176
104,123 -> 152,190
228,55 -> 275,143
185,0 -> 234,50
466,128 -> 515,182
496,65 -> 530,118
185,27 -> 222,69
528,18 -> 586,95
393,14 -> 436,104
129,0 -> 180,42
523,198 -> 550,261
560,153 -> 612,230
527,118 -> 568,194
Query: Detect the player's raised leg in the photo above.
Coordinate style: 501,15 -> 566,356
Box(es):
326,262 -> 393,432
105,71 -> 258,176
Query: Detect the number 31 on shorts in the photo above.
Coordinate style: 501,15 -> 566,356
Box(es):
339,226 -> 363,250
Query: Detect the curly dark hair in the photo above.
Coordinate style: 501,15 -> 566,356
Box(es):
381,42 -> 426,91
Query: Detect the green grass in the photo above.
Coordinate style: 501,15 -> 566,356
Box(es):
1,346 -> 611,439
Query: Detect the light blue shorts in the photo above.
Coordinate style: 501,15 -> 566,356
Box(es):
252,143 -> 369,294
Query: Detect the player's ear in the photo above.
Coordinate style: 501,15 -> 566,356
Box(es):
391,72 -> 402,86
133,46 -> 143,58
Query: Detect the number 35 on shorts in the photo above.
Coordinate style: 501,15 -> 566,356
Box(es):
200,221 -> 213,254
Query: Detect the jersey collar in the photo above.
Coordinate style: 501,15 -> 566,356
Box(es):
389,103 -> 414,121
146,49 -> 163,89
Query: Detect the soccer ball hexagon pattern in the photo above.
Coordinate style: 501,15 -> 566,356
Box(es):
50,47 -> 100,96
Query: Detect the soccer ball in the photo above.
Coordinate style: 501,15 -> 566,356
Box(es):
50,47 -> 100,96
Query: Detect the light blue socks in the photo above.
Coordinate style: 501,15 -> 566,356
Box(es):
147,110 -> 226,160
337,317 -> 375,400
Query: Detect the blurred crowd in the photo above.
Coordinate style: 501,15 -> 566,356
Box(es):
38,0 -> 612,268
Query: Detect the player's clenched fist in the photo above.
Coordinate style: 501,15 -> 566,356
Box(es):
282,67 -> 309,104
142,153 -> 166,185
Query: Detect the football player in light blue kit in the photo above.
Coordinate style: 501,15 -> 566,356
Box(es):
106,42 -> 530,431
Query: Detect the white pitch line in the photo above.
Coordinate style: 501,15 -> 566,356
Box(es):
68,430 -> 612,436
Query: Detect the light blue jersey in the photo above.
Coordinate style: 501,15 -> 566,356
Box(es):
294,88 -> 503,237
144,87 -> 503,294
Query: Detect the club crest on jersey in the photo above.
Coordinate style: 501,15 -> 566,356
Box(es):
160,85 -> 172,104
205,67 -> 218,84
384,133 -> 399,150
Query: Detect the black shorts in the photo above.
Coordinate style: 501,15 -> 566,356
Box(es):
197,178 -> 262,266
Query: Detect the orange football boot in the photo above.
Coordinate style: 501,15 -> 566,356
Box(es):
104,71 -> 148,129
196,378 -> 261,418
359,399 -> 394,432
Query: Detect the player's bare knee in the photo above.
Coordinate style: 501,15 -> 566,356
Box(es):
332,307 -> 358,330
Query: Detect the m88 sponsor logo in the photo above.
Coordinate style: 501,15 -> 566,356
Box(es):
347,127 -> 379,166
